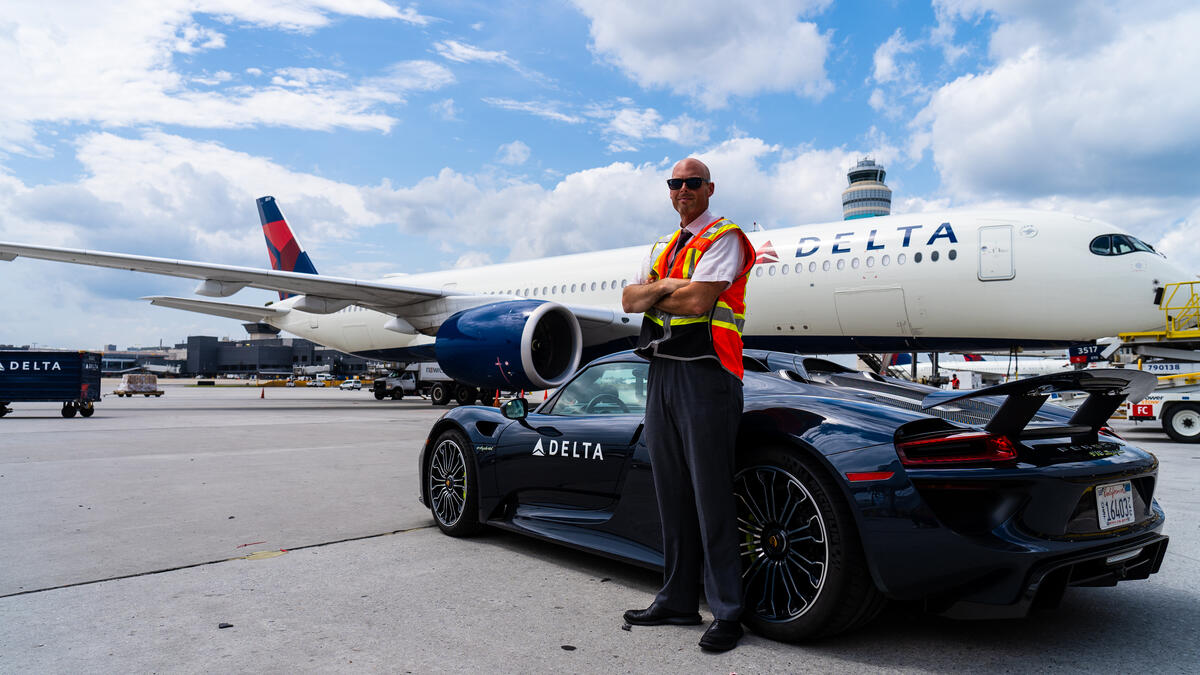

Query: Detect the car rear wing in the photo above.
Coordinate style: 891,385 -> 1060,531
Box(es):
921,369 -> 1158,438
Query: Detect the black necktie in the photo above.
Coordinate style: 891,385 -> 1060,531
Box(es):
668,230 -> 692,268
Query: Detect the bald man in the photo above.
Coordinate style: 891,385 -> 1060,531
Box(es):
621,158 -> 755,652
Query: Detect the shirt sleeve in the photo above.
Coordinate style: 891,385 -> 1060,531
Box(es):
636,250 -> 652,283
690,233 -> 748,286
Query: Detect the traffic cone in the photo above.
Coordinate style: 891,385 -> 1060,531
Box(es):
260,388 -> 265,399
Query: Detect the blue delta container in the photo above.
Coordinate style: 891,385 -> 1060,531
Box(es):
0,351 -> 102,418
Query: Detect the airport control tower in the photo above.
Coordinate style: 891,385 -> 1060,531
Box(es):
841,158 -> 891,220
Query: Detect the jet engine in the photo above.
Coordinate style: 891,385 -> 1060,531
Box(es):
434,300 -> 583,391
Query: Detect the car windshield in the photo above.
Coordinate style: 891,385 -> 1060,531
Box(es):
547,361 -> 649,416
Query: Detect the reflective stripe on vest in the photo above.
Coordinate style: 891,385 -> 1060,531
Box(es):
635,217 -> 753,379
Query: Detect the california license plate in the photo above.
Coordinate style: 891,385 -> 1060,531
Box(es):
1096,481 -> 1136,530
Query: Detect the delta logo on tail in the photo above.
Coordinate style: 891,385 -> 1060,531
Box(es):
257,196 -> 318,299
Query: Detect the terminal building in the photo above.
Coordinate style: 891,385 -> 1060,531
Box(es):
185,331 -> 372,378
9,329 -> 377,378
841,158 -> 892,220
9,323 -> 379,378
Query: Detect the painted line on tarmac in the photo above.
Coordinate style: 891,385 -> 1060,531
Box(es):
0,524 -> 434,599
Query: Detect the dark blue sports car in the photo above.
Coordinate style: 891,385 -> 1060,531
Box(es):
418,350 -> 1169,641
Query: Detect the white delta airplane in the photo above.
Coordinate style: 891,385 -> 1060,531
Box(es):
899,353 -> 1076,386
0,196 -> 1189,395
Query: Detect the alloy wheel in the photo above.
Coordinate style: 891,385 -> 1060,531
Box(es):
429,437 -> 468,527
735,464 -> 829,623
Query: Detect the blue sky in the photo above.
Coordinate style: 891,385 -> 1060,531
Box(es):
1,0 -> 1198,349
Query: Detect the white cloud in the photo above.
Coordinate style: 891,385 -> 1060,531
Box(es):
434,39 -> 549,84
867,88 -> 888,113
655,114 -> 709,146
366,61 -> 455,93
173,21 -> 226,53
571,0 -> 833,108
435,40 -> 511,65
933,0 -> 1155,62
913,7 -> 1200,200
454,251 -> 493,268
199,0 -> 433,31
270,67 -> 348,88
192,70 -> 234,86
496,140 -> 531,165
481,98 -> 583,124
872,29 -> 919,84
430,98 -> 459,121
0,3 -> 448,151
1155,207 -> 1200,276
363,134 -> 894,258
588,105 -> 710,152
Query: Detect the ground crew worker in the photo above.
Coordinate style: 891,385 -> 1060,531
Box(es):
620,157 -> 754,653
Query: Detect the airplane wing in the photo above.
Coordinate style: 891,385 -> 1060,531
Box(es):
0,241 -> 642,340
144,296 -> 291,323
0,241 -> 459,308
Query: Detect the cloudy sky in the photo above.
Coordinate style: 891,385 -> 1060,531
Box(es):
1,0 -> 1197,349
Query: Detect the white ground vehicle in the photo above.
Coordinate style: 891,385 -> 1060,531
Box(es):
339,378 -> 362,390
372,363 -> 494,406
112,373 -> 163,398
1124,392 -> 1200,443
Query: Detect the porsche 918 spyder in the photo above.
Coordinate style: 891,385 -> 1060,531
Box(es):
417,350 -> 1169,641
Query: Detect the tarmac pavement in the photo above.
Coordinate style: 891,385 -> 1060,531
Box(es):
1,382 -> 1197,673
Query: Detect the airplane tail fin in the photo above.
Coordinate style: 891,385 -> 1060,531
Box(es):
257,196 -> 317,300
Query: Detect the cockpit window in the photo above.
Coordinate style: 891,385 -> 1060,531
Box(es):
1090,234 -> 1157,256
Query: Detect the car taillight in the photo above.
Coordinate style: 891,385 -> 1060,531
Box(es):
896,432 -> 1018,467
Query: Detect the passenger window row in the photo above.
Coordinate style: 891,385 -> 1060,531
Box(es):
754,249 -> 959,276
483,279 -> 631,297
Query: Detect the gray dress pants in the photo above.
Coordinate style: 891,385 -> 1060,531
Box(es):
644,356 -> 745,621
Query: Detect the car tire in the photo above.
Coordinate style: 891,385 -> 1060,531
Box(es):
374,391 -> 385,400
455,385 -> 477,406
734,444 -> 884,642
1163,403 -> 1200,443
426,428 -> 482,536
430,383 -> 449,406
61,403 -> 77,418
79,402 -> 95,418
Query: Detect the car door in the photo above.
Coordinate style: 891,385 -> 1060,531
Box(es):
491,360 -> 648,509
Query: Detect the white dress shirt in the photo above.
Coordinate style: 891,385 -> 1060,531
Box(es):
637,210 -> 748,289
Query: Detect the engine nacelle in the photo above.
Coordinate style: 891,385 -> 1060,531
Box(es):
434,300 -> 583,391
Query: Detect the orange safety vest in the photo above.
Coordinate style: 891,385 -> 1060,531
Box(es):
635,217 -> 754,379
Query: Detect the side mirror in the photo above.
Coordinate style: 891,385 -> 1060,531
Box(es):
501,397 -> 529,420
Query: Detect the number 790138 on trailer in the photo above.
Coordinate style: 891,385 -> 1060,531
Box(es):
417,350 -> 1169,642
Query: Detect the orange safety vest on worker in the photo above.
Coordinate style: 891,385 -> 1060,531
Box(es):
635,217 -> 754,379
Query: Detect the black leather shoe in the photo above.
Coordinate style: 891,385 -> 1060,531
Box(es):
698,619 -> 743,652
622,605 -> 703,626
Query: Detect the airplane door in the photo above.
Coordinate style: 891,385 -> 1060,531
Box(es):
979,225 -> 1015,280
834,287 -> 912,337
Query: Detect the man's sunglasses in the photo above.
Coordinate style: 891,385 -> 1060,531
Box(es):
666,177 -> 708,190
